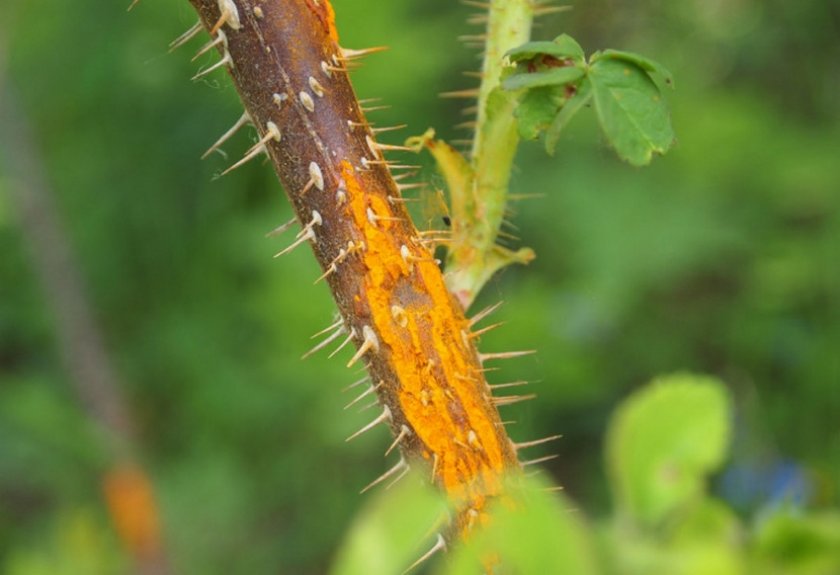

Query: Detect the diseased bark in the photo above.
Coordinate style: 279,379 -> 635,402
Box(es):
186,0 -> 519,533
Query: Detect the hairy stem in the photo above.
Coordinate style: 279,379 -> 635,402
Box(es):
446,0 -> 535,309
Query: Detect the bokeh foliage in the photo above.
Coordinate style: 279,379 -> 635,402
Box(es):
1,0 -> 838,573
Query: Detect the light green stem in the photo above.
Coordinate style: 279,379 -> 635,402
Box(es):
445,0 -> 534,309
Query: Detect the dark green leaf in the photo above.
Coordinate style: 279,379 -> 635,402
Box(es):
503,65 -> 585,91
545,78 -> 593,154
593,49 -> 675,88
505,34 -> 585,64
589,58 -> 675,166
515,86 -> 565,140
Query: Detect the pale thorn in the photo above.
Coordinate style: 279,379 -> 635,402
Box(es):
202,112 -> 251,159
168,21 -> 202,52
346,405 -> 392,442
296,210 -> 323,238
265,217 -> 297,238
339,46 -> 389,61
360,457 -> 408,494
534,5 -> 572,17
219,142 -> 265,176
439,88 -> 480,99
308,76 -> 325,97
402,534 -> 446,574
396,182 -> 425,192
192,29 -> 227,62
480,350 -> 536,362
492,394 -> 537,407
360,104 -> 391,113
513,434 -> 563,451
371,124 -> 407,134
347,326 -> 380,368
385,424 -> 412,457
342,375 -> 371,392
191,51 -> 233,81
302,326 -> 345,360
344,380 -> 383,410
469,301 -> 503,327
328,328 -> 357,359
310,318 -> 344,339
211,0 -> 241,34
388,196 -> 421,204
468,321 -> 505,339
521,454 -> 560,467
314,263 -> 337,285
127,0 -> 141,11
376,142 -> 413,152
386,460 -> 411,490
273,226 -> 315,258
488,380 -> 529,391
542,485 -> 566,493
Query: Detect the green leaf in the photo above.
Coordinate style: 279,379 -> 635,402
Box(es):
593,49 -> 675,88
441,474 -> 600,575
502,65 -> 585,91
606,373 -> 731,527
545,78 -> 593,154
589,58 -> 675,166
330,472 -> 449,575
515,86 -> 565,140
506,34 -> 585,64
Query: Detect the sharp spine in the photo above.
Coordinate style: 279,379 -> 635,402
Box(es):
346,405 -> 392,442
402,534 -> 446,574
360,457 -> 408,494
203,112 -> 251,159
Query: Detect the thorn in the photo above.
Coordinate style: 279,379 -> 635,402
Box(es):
308,76 -> 325,97
168,21 -> 202,52
299,91 -> 316,112
339,46 -> 389,61
347,326 -> 379,368
346,405 -> 392,442
210,0 -> 242,35
301,161 -> 325,195
371,124 -> 407,134
488,380 -> 529,391
479,350 -> 535,362
492,394 -> 537,407
344,381 -> 383,410
220,121 -> 281,175
403,534 -> 446,574
202,112 -> 251,159
360,457 -> 408,494
192,29 -> 227,62
127,0 -> 141,11
311,318 -> 344,339
385,424 -> 412,457
191,51 -> 233,81
265,217 -> 297,238
468,321 -> 505,339
439,88 -> 480,99
273,226 -> 315,257
469,301 -> 503,327
329,328 -> 357,359
521,454 -> 559,467
302,325 -> 346,360
343,376 -> 371,392
514,434 -> 563,450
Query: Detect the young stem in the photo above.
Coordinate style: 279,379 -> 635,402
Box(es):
445,0 -> 534,309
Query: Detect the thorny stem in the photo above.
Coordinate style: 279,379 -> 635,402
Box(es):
185,0 -> 520,538
445,0 -> 535,309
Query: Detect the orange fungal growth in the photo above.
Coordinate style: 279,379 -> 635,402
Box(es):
186,0 -> 521,540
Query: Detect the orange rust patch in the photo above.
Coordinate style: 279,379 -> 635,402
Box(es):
305,0 -> 339,42
339,161 -> 511,517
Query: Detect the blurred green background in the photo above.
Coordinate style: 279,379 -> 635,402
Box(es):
1,0 -> 838,573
